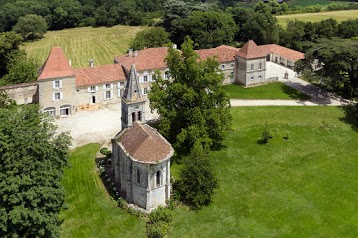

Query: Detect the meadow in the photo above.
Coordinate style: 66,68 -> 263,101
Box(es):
22,25 -> 149,68
222,82 -> 310,100
61,107 -> 358,237
286,0 -> 351,8
276,9 -> 358,27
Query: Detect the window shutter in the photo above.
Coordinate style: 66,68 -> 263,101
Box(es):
117,82 -> 120,88
52,81 -> 56,89
60,92 -> 63,100
88,87 -> 91,92
59,80 -> 63,88
117,88 -> 121,97
111,90 -> 113,99
110,83 -> 113,89
103,91 -> 106,99
141,88 -> 144,95
148,75 -> 152,82
96,86 -> 98,91
52,93 -> 55,101
103,84 -> 106,90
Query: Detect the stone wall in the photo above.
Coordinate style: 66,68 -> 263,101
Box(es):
0,82 -> 38,105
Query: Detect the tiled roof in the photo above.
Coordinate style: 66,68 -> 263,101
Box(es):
38,47 -> 75,80
259,44 -> 304,61
114,47 -> 168,72
74,64 -> 126,87
196,45 -> 241,62
119,123 -> 174,163
236,40 -> 266,59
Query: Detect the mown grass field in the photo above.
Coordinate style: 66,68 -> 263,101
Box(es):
22,25 -> 149,68
61,107 -> 358,237
277,9 -> 358,27
222,82 -> 310,100
286,0 -> 351,7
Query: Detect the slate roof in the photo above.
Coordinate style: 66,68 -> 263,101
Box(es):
38,47 -> 75,80
119,123 -> 174,163
236,40 -> 266,59
74,64 -> 126,87
196,45 -> 241,62
259,44 -> 305,61
114,47 -> 168,72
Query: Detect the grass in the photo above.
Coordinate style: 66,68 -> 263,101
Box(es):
286,0 -> 351,8
222,82 -> 310,100
277,10 -> 358,27
61,107 -> 358,237
60,143 -> 146,238
22,25 -> 149,68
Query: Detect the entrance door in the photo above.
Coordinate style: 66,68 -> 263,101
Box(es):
92,95 -> 96,104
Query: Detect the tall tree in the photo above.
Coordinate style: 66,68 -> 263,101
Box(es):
149,37 -> 232,152
130,27 -> 170,51
0,58 -> 39,86
13,14 -> 48,40
0,32 -> 24,78
296,38 -> 358,97
0,103 -> 71,237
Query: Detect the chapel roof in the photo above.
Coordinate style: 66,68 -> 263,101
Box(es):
38,47 -> 75,80
119,123 -> 174,163
74,64 -> 126,87
114,47 -> 168,72
259,44 -> 305,61
196,45 -> 241,62
236,40 -> 266,59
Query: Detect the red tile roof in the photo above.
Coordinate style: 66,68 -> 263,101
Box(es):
114,47 -> 168,72
196,45 -> 241,62
38,47 -> 75,80
74,64 -> 126,87
119,123 -> 174,163
236,40 -> 266,59
259,44 -> 304,61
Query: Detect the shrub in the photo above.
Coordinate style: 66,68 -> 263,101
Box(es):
261,121 -> 272,144
146,206 -> 172,238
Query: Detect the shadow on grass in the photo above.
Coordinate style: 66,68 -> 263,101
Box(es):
280,83 -> 311,100
340,103 -> 358,133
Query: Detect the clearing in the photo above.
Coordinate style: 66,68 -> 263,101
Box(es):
277,9 -> 358,27
61,107 -> 358,237
22,25 -> 149,68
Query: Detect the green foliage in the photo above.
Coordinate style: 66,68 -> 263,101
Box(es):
0,104 -> 71,237
296,38 -> 358,98
0,32 -> 24,78
130,27 -> 170,51
13,14 -> 47,40
175,143 -> 219,209
146,206 -> 172,238
337,19 -> 358,38
0,90 -> 16,109
342,102 -> 358,127
149,37 -> 232,152
261,121 -> 273,144
1,57 -> 39,85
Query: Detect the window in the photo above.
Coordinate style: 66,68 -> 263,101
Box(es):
250,76 -> 254,80
221,64 -> 225,70
138,111 -> 142,121
136,169 -> 140,184
164,71 -> 170,80
259,63 -> 262,70
105,83 -> 111,89
156,171 -> 161,187
44,107 -> 56,117
55,92 -> 61,100
120,82 -> 125,87
60,105 -> 71,116
90,86 -> 96,92
132,112 -> 136,123
251,64 -> 254,71
55,80 -> 60,88
230,63 -> 235,68
143,75 -> 148,82
258,75 -> 262,80
105,91 -> 111,99
142,87 -> 148,95
230,72 -> 234,79
52,80 -> 62,89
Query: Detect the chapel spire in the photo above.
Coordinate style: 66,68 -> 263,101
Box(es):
122,64 -> 143,102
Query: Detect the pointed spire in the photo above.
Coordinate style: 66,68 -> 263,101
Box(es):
122,64 -> 144,102
237,40 -> 266,59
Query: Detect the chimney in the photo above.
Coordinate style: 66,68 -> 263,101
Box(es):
128,49 -> 133,57
134,51 -> 138,57
89,59 -> 94,68
68,59 -> 72,66
172,44 -> 177,49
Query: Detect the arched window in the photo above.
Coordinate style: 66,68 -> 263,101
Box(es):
132,112 -> 136,123
156,171 -> 161,187
44,107 -> 56,117
138,111 -> 142,121
60,105 -> 71,116
136,169 -> 140,184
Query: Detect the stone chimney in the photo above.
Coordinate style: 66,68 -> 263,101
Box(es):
68,59 -> 72,66
89,59 -> 94,67
128,49 -> 133,57
134,51 -> 138,57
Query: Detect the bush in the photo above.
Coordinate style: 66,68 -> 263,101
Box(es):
100,147 -> 112,159
343,103 -> 358,127
261,121 -> 272,144
146,206 -> 172,238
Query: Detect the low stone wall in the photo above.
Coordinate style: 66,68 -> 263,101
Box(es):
0,82 -> 39,105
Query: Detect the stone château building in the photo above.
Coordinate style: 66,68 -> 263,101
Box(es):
0,40 -> 304,116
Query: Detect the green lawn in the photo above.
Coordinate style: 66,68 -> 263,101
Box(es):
61,107 -> 358,237
277,10 -> 358,27
22,25 -> 149,68
222,82 -> 310,100
60,143 -> 146,238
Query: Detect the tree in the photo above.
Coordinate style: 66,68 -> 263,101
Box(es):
94,6 -> 108,26
13,14 -> 47,40
0,32 -> 25,78
229,6 -> 253,42
176,11 -> 237,49
338,19 -> 358,39
0,103 -> 71,237
279,20 -> 306,51
175,143 -> 219,209
149,37 -> 232,152
0,58 -> 39,86
296,38 -> 358,97
130,27 -> 170,51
